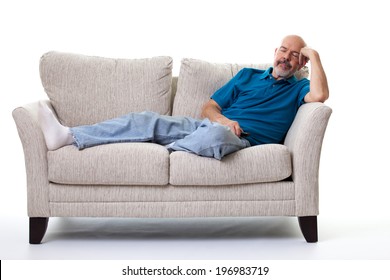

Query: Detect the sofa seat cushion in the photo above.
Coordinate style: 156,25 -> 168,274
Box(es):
169,144 -> 292,186
48,143 -> 169,185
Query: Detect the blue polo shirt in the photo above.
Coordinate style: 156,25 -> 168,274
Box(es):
211,67 -> 310,145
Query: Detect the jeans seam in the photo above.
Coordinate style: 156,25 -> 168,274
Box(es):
197,143 -> 247,154
154,133 -> 188,144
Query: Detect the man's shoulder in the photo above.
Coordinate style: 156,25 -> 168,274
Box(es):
235,67 -> 270,80
239,67 -> 269,74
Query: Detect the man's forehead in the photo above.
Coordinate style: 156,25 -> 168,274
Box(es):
280,41 -> 303,52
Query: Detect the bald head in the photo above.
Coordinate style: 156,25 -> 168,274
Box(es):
280,35 -> 307,49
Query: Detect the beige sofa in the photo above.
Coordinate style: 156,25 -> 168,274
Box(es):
13,52 -> 332,244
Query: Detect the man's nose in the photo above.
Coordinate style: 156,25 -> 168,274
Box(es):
283,52 -> 291,61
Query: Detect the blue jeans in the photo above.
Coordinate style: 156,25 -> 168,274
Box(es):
70,111 -> 250,160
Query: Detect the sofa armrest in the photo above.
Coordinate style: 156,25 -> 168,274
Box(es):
284,102 -> 332,216
12,100 -> 52,217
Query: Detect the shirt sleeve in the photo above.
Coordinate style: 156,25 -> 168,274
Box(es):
298,79 -> 310,106
211,68 -> 246,109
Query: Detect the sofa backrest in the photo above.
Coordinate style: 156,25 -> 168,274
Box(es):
40,52 -> 173,126
40,52 -> 309,126
172,58 -> 309,119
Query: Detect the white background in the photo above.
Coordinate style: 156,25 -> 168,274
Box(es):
1,0 -> 389,263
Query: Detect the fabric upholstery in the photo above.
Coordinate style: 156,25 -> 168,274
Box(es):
40,52 -> 173,127
49,182 -> 294,202
12,101 -> 51,217
172,58 -> 232,119
284,102 -> 332,216
48,143 -> 169,185
170,144 -> 292,185
50,201 -> 296,217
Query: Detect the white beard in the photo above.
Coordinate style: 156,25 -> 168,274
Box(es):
274,63 -> 294,79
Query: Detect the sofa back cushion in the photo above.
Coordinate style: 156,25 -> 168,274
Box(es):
172,58 -> 309,119
40,52 -> 173,126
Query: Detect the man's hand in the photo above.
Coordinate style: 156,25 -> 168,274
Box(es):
217,119 -> 242,137
201,99 -> 243,137
299,47 -> 316,66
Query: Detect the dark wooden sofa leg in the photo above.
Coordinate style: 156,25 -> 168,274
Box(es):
298,216 -> 318,243
30,217 -> 49,244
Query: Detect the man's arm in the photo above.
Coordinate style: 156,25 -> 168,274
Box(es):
201,99 -> 242,136
300,48 -> 329,103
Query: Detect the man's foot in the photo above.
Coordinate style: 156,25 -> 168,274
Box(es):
38,101 -> 73,150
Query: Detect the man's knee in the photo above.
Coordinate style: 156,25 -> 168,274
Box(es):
167,119 -> 249,160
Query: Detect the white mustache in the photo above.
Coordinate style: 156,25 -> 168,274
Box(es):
277,59 -> 292,68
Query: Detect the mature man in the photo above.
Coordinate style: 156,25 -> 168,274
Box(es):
39,35 -> 329,160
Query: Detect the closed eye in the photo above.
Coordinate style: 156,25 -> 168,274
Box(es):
291,52 -> 300,58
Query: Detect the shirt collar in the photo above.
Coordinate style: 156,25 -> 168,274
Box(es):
260,67 -> 298,84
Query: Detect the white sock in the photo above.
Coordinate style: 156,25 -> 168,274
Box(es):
38,101 -> 74,150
